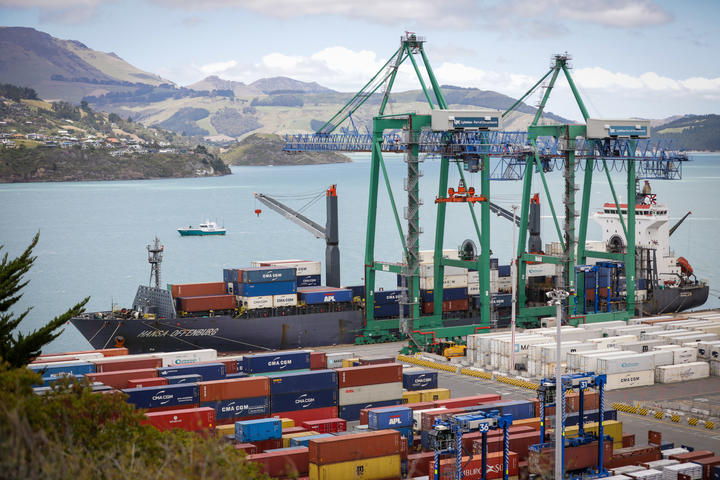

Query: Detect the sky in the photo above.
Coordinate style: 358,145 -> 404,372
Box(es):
1,0 -> 719,120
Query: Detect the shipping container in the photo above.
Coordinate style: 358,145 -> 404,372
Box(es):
158,363 -> 226,381
290,433 -> 333,447
336,363 -> 402,388
92,356 -> 162,373
691,455 -> 720,479
373,289 -> 403,304
28,360 -> 95,377
298,286 -> 353,304
422,298 -> 470,314
433,394 -> 502,409
296,274 -> 321,287
233,443 -> 258,455
528,439 -> 612,475
247,447 -> 309,478
235,418 -> 282,443
420,274 -> 468,290
142,406 -> 215,432
269,369 -> 337,394
123,383 -> 199,409
361,402 -> 434,425
243,351 -> 311,374
241,295 -> 273,309
655,362 -> 710,383
201,396 -> 269,420
235,280 -> 296,297
325,352 -> 353,369
170,282 -> 226,298
272,293 -> 298,307
608,445 -> 662,469
403,368 -> 439,391
177,294 -> 236,312
241,267 -> 296,284
339,400 -> 403,421
272,406 -> 338,425
368,407 -> 413,429
271,389 -> 337,412
127,377 -> 168,388
472,430 -> 541,462
605,370 -> 655,390
435,451 -> 519,480
255,260 -> 321,276
223,268 -> 242,284
301,418 -> 347,434
339,382 -> 402,406
85,368 -> 158,389
165,374 -> 202,384
357,356 -> 396,366
196,376 -> 269,402
155,349 -> 217,367
309,454 -> 400,480
420,388 -> 451,402
374,302 -> 408,318
419,287 -> 469,303
308,429 -> 401,464
36,347 -> 128,359
309,351 -> 326,370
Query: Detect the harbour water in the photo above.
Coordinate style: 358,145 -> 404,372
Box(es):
1,153 -> 718,353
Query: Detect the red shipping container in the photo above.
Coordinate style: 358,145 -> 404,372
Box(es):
272,406 -> 338,425
691,455 -> 720,479
336,363 -> 402,388
93,357 -> 162,373
310,352 -> 326,370
462,426 -> 536,455
434,451 -> 519,480
253,438 -> 283,452
247,447 -> 309,478
622,433 -> 635,448
142,406 -> 215,432
283,426 -> 309,435
170,282 -> 227,298
145,403 -> 199,414
198,376 -> 269,402
670,450 -> 713,462
301,418 -> 347,434
472,430 -> 541,462
234,443 -> 258,455
607,445 -> 661,469
529,439 -> 612,475
127,377 -> 168,389
408,452 -> 448,479
433,394 -> 502,409
308,430 -> 401,465
37,347 -> 128,359
178,295 -> 236,312
422,298 -> 470,314
85,368 -> 158,389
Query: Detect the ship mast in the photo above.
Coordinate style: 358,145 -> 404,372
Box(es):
147,236 -> 164,289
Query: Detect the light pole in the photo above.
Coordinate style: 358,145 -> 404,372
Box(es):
547,287 -> 569,479
510,205 -> 518,372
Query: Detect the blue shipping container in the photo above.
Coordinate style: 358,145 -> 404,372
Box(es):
402,370 -> 438,391
395,426 -> 413,449
165,374 -> 202,384
346,285 -> 365,300
297,274 -> 321,287
243,351 -> 311,374
223,268 -> 242,283
122,384 -> 199,409
564,408 -> 617,427
374,289 -> 402,305
498,265 -> 511,277
235,418 -> 282,443
298,287 -> 353,305
289,433 -> 334,447
29,361 -> 95,377
270,388 -> 337,412
242,267 -> 296,284
491,293 -> 512,308
338,399 -> 403,421
201,396 -> 269,420
268,369 -> 337,394
235,280 -> 297,297
157,363 -> 226,381
498,400 -> 535,420
225,372 -> 248,379
374,303 -> 408,318
368,407 -> 413,429
420,287 -> 468,303
38,373 -> 81,387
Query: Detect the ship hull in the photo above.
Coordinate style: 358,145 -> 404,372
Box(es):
640,283 -> 710,316
71,310 -> 364,354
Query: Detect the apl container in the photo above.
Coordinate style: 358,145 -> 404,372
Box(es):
243,351 -> 311,374
241,267 -> 296,284
201,396 -> 270,420
402,368 -> 438,391
158,363 -> 226,381
269,370 -> 338,394
123,383 -> 199,409
298,286 -> 353,304
368,407 -> 413,429
235,418 -> 282,443
271,389 -> 338,412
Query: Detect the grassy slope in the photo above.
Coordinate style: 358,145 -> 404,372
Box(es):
222,133 -> 351,166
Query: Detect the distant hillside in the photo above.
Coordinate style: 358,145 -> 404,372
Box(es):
0,27 -> 171,102
222,133 -> 350,166
187,75 -> 262,97
652,114 -> 720,151
249,76 -> 335,94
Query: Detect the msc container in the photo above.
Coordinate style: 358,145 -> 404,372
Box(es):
235,418 -> 282,443
243,351 -> 311,374
368,407 -> 413,429
308,429 -> 401,464
339,382 -> 402,406
302,418 -> 347,434
236,281 -> 296,297
605,370 -> 655,390
269,370 -> 337,394
655,362 -> 710,384
158,363 -> 226,381
241,295 -> 273,309
28,360 -> 95,377
309,454 -> 401,480
241,267 -> 296,284
177,294 -> 236,312
198,376 -> 270,402
596,353 -> 655,374
298,286 -> 353,304
402,368 -> 438,391
326,352 -> 353,369
271,389 -> 338,412
84,368 -> 158,389
246,447 -> 309,478
170,282 -> 226,298
165,374 -> 202,384
272,293 -> 298,307
155,349 -> 217,367
336,363 -> 402,387
201,396 -> 270,420
339,400 -> 403,422
123,383 -> 199,409
142,406 -> 215,432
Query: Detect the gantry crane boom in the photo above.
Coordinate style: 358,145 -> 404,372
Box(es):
254,193 -> 326,239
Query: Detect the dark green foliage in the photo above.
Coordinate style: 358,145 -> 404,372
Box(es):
250,95 -> 304,107
51,101 -> 82,121
222,133 -> 350,166
0,365 -> 268,479
108,112 -> 122,124
210,107 -> 262,137
157,107 -> 210,136
653,114 -> 720,151
0,83 -> 38,101
0,234 -> 89,367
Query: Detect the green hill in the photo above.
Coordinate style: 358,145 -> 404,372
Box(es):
222,133 -> 351,166
653,115 -> 720,151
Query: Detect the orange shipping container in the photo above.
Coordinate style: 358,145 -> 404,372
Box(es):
336,363 -> 402,388
198,376 -> 270,402
170,282 -> 227,298
308,430 -> 401,465
178,295 -> 236,312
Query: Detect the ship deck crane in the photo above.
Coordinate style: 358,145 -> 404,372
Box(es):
254,185 -> 340,287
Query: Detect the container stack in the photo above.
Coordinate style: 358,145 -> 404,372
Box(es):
308,430 -> 403,480
269,369 -> 339,424
337,363 -> 403,421
251,259 -> 322,287
198,377 -> 270,424
368,406 -> 413,449
229,266 -> 298,310
402,367 -> 438,391
169,282 -> 236,314
372,289 -> 408,319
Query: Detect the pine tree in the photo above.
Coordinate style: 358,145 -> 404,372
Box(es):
0,233 -> 89,367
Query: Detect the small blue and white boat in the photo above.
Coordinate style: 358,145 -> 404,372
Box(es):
177,220 -> 226,236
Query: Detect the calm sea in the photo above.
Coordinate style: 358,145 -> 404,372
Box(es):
1,153 -> 718,353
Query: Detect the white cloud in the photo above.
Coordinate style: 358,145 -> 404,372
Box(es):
199,60 -> 239,76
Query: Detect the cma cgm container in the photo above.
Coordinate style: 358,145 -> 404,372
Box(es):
402,368 -> 438,391
143,406 -> 215,432
123,383 -> 199,409
235,281 -> 296,297
243,351 -> 311,374
271,389 -> 337,413
158,363 -> 226,381
235,418 -> 282,443
269,370 -> 337,394
298,286 -> 353,305
201,396 -> 270,420
241,267 -> 296,284
296,275 -> 321,287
